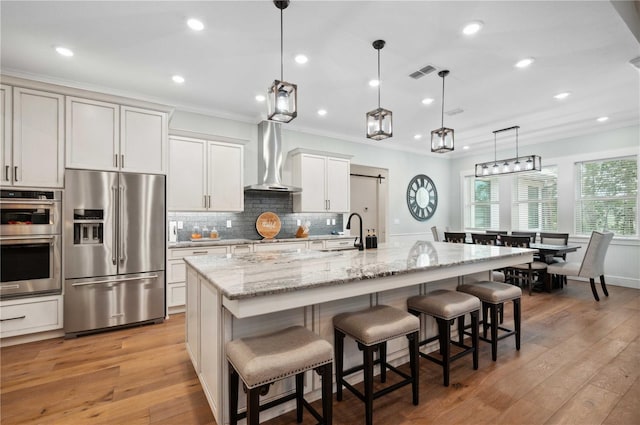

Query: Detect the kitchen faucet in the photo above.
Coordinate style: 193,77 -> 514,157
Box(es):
346,212 -> 364,251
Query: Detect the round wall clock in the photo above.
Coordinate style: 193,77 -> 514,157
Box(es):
406,174 -> 438,221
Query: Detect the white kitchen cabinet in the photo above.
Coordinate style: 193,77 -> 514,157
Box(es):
66,97 -> 167,174
290,150 -> 351,213
168,136 -> 243,212
253,241 -> 307,252
1,87 -> 64,188
167,245 -> 228,313
0,295 -> 63,338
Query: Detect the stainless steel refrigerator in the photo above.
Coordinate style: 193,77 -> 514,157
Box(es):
64,169 -> 165,336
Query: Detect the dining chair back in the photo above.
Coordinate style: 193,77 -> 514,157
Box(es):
444,232 -> 466,243
500,235 -> 547,294
500,235 -> 531,248
539,232 -> 569,246
471,233 -> 498,245
431,226 -> 440,242
485,230 -> 508,235
511,231 -> 537,243
546,231 -> 613,301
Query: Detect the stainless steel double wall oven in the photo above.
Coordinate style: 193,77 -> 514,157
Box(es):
0,189 -> 62,298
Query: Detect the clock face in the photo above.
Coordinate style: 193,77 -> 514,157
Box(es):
406,174 -> 437,221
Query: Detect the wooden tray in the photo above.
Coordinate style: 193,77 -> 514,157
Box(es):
256,212 -> 281,239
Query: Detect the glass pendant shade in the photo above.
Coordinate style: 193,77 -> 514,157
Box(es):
268,80 -> 297,123
431,70 -> 454,153
430,127 -> 454,153
366,107 -> 393,140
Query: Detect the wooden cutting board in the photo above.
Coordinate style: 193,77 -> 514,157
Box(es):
256,212 -> 281,239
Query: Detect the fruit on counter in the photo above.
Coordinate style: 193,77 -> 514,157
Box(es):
191,233 -> 202,239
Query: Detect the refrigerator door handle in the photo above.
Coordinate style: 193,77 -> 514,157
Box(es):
70,274 -> 159,286
119,185 -> 126,263
112,186 -> 118,265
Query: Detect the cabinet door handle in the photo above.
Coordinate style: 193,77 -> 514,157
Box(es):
208,195 -> 211,208
328,199 -> 331,210
114,154 -> 118,167
192,251 -> 208,255
13,166 -> 18,181
203,195 -> 207,208
121,154 -> 124,168
0,315 -> 26,322
4,165 -> 8,181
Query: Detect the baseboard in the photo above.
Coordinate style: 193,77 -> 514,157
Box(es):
570,276 -> 639,290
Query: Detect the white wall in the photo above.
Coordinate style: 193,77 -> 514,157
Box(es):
449,125 -> 640,288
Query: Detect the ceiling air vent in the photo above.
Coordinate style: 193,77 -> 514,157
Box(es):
629,56 -> 640,70
409,64 -> 436,79
445,108 -> 464,116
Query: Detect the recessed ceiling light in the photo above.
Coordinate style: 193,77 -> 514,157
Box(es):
55,46 -> 74,57
421,98 -> 434,105
414,134 -> 422,140
295,54 -> 308,64
462,21 -> 483,35
515,57 -> 535,68
187,18 -> 204,31
369,79 -> 380,87
554,92 -> 571,100
596,116 -> 609,122
317,109 -> 327,116
255,94 -> 266,102
172,75 -> 185,84
463,145 -> 470,150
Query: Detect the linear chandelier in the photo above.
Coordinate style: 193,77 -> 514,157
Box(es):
474,125 -> 541,177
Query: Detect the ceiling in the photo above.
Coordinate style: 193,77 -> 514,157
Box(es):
1,1 -> 639,157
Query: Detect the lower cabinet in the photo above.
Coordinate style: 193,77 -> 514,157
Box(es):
0,295 -> 63,338
167,245 -> 229,313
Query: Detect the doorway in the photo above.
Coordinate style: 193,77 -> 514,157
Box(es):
349,164 -> 388,243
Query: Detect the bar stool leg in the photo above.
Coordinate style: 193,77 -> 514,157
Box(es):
457,314 -> 466,345
295,373 -> 304,422
438,318 -> 452,387
408,331 -> 419,405
379,342 -> 387,383
317,363 -> 333,425
490,304 -> 499,362
362,344 -> 375,425
471,310 -> 479,370
228,363 -> 239,425
482,302 -> 490,338
334,328 -> 345,401
247,387 -> 261,425
514,298 -> 521,350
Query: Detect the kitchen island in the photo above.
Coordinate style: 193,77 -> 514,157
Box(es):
184,240 -> 534,424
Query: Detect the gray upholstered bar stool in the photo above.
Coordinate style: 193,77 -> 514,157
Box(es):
407,289 -> 481,387
333,305 -> 420,425
226,326 -> 333,425
457,281 -> 522,361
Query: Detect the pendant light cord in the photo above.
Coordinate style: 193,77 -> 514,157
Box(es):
515,126 -> 519,158
280,8 -> 284,82
441,75 -> 446,129
494,133 -> 497,164
377,49 -> 381,108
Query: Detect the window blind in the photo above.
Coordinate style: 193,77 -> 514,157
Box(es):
575,156 -> 638,236
512,166 -> 558,232
464,176 -> 499,230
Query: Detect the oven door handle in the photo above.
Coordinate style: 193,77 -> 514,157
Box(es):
0,236 -> 56,245
71,274 -> 159,287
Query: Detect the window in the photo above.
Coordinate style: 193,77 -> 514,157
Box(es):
512,166 -> 558,232
575,156 -> 638,236
464,176 -> 499,230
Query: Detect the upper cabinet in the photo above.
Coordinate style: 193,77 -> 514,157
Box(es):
66,97 -> 167,174
290,149 -> 351,213
1,86 -> 64,188
168,136 -> 244,212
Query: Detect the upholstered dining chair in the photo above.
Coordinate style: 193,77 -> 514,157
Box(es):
511,231 -> 537,243
501,235 -> 548,295
546,231 -> 614,301
444,232 -> 466,243
431,226 -> 440,242
539,232 -> 570,287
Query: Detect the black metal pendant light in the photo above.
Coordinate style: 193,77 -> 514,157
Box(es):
366,39 -> 393,140
431,70 -> 454,152
267,0 -> 297,123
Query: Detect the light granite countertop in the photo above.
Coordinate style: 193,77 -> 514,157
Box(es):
184,240 -> 534,300
168,234 -> 355,249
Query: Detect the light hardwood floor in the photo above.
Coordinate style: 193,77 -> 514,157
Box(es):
1,280 -> 639,425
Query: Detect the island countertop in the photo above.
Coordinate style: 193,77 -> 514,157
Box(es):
184,240 -> 534,302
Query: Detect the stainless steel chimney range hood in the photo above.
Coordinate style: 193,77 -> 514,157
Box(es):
244,120 -> 302,193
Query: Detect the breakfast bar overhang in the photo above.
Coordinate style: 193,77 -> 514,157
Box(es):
184,240 -> 534,424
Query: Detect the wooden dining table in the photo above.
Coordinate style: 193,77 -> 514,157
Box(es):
530,243 -> 581,291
